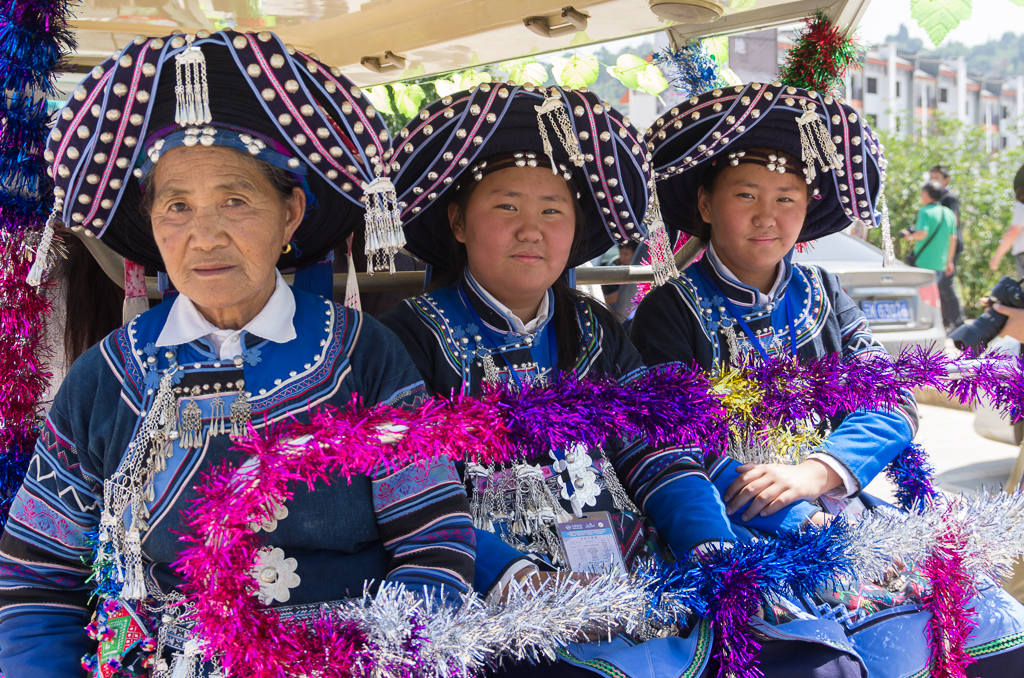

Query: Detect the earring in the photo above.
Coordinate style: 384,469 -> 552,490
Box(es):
282,243 -> 292,254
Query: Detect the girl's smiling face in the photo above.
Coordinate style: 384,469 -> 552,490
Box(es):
449,166 -> 576,320
697,161 -> 809,293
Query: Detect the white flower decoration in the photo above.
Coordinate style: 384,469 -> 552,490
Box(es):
250,547 -> 301,604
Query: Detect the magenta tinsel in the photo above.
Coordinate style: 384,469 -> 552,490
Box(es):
944,354 -> 1024,422
923,518 -> 979,678
0,0 -> 74,529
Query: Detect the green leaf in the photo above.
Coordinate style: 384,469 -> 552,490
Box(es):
455,70 -> 490,90
500,58 -> 548,86
433,78 -> 460,98
607,53 -> 649,90
704,36 -> 730,67
911,0 -> 973,46
365,86 -> 393,116
391,83 -> 426,119
636,63 -> 669,96
569,31 -> 591,47
553,54 -> 599,89
1010,0 -> 1024,5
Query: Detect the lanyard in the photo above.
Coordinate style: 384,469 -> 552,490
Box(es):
457,286 -> 558,388
705,273 -> 799,360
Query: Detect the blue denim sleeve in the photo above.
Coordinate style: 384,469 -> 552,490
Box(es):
473,529 -> 532,595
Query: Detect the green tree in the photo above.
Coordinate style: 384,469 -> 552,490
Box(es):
867,114 -> 1024,316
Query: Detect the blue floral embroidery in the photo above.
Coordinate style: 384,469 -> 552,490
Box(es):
243,346 -> 262,367
143,342 -> 159,358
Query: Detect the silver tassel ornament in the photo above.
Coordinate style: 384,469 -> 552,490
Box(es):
362,174 -> 405,274
795,100 -> 842,183
26,208 -> 59,287
644,192 -> 678,287
343,233 -> 362,310
878,192 -> 897,267
535,91 -> 584,172
174,35 -> 211,127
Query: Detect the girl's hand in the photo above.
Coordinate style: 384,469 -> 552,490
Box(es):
723,459 -> 842,521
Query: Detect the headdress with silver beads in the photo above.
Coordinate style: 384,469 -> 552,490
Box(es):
645,81 -> 889,264
389,83 -> 653,269
32,29 -> 395,280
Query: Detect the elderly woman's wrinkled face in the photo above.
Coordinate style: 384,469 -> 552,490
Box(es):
149,146 -> 304,329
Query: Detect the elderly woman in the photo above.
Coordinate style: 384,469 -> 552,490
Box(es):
0,31 -> 474,677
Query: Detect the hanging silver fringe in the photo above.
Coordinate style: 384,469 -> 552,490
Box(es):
362,175 -> 405,274
534,91 -> 584,173
878,192 -> 897,267
26,208 -> 59,287
174,35 -> 211,127
795,100 -> 842,183
343,233 -> 362,310
644,192 -> 678,287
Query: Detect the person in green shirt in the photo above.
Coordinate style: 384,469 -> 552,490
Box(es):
902,181 -> 958,272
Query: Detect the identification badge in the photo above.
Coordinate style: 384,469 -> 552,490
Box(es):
555,511 -> 626,574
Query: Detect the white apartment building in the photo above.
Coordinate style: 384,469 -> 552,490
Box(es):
728,29 -> 1024,152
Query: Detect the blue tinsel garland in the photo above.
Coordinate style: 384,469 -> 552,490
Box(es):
653,41 -> 725,98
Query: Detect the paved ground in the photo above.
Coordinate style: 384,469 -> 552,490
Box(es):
862,403 -> 1021,502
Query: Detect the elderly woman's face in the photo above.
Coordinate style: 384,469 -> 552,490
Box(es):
149,146 -> 304,328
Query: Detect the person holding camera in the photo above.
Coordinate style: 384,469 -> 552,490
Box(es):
902,181 -> 961,332
988,165 -> 1024,279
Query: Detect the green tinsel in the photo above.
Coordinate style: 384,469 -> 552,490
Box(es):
778,11 -> 863,96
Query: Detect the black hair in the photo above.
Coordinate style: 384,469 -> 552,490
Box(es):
929,165 -> 951,179
52,235 -> 126,367
431,174 -> 620,373
922,180 -> 945,202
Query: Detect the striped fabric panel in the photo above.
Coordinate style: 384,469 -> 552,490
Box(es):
0,423 -> 99,622
372,457 -> 475,598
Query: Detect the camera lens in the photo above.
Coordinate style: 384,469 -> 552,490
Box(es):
949,309 -> 1008,355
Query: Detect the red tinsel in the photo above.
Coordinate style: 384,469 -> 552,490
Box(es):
778,11 -> 863,97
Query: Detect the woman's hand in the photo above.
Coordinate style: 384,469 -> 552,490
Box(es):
994,303 -> 1024,343
723,459 -> 842,521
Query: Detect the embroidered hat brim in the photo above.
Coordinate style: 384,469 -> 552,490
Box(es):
390,84 -> 651,268
47,31 -> 387,271
646,83 -> 886,243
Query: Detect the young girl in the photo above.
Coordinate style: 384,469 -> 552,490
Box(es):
632,81 -> 1024,676
382,83 -> 864,678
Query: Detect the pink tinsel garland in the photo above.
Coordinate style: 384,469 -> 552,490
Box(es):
923,517 -> 979,678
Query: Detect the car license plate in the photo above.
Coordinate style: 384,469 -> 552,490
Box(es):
861,300 -> 911,323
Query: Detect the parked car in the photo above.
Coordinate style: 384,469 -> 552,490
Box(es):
793,231 -> 946,355
972,335 -> 1024,446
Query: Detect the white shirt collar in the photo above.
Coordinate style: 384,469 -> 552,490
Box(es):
155,270 -> 297,360
707,241 -> 786,306
465,269 -> 551,335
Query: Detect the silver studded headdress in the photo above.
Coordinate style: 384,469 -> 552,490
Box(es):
645,82 -> 888,255
39,30 -> 392,275
389,83 -> 653,269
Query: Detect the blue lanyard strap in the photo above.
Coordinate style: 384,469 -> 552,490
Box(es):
704,274 -> 799,360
